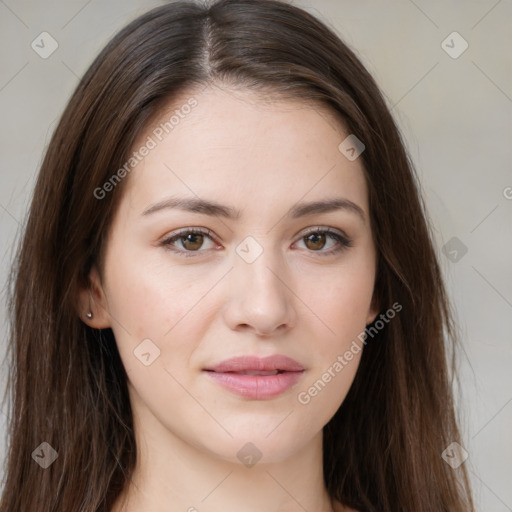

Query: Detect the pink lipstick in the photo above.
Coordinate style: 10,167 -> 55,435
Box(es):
203,355 -> 304,400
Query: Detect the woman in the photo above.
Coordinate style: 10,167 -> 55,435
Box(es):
0,0 -> 475,511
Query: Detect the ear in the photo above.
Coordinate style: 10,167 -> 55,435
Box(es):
366,291 -> 380,325
77,265 -> 111,329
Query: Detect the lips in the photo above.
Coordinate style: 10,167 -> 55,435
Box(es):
205,355 -> 304,373
203,355 -> 304,399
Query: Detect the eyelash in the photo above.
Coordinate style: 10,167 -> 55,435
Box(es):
161,227 -> 352,258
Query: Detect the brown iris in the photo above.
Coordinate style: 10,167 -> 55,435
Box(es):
304,232 -> 326,251
181,233 -> 204,251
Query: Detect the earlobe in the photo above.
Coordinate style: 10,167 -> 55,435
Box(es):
77,266 -> 111,329
366,293 -> 380,325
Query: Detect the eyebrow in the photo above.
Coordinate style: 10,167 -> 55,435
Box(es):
141,196 -> 366,222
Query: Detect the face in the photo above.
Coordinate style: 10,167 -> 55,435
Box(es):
83,85 -> 379,464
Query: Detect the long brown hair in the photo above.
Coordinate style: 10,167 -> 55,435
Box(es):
1,1 -> 474,510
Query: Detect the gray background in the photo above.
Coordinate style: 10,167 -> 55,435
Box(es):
0,0 -> 511,510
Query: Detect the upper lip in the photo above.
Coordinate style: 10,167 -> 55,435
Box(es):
204,355 -> 304,373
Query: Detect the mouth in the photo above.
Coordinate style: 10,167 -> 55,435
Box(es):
218,370 -> 281,376
204,354 -> 304,373
203,355 -> 304,400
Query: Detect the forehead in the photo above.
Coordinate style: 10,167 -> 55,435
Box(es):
121,85 -> 369,216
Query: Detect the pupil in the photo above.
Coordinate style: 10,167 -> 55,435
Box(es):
306,233 -> 325,250
183,233 -> 202,250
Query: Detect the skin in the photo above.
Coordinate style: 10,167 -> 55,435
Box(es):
80,84 -> 378,512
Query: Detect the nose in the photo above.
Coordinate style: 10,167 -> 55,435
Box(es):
221,247 -> 297,338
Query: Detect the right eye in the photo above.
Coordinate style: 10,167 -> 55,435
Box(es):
161,228 -> 220,257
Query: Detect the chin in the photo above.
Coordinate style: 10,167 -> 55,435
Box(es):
195,424 -> 318,466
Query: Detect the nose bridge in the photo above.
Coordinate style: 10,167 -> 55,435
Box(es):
236,236 -> 287,301
224,235 -> 296,335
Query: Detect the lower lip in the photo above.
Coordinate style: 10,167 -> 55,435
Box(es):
204,371 -> 303,399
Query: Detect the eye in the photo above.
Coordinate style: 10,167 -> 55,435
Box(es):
293,227 -> 352,255
161,228 -> 219,257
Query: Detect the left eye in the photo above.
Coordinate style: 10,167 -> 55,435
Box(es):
161,227 -> 351,257
294,229 -> 350,253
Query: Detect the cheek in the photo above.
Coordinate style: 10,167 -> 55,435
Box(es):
104,247 -> 211,334
293,268 -> 370,427
102,250 -> 219,379
294,259 -> 375,343
328,275 -> 374,336
294,341 -> 362,435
